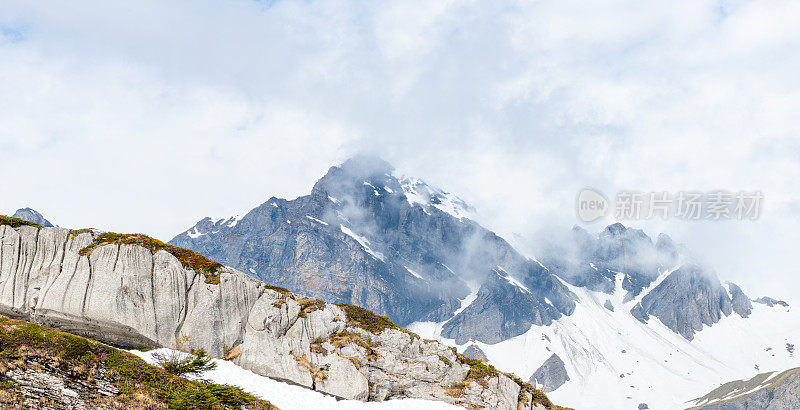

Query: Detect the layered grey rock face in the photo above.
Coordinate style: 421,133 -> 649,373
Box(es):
528,354 -> 569,392
692,367 -> 800,410
171,156 -> 576,344
12,207 -> 53,227
0,224 -> 551,409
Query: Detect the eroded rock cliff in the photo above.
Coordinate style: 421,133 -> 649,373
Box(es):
0,224 -> 563,409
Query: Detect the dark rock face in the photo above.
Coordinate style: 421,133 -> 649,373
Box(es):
753,296 -> 789,308
604,300 -> 614,311
528,354 -> 569,392
442,269 -> 572,344
171,156 -> 575,337
630,265 -> 748,340
463,344 -> 488,361
727,282 -> 753,318
12,208 -> 53,227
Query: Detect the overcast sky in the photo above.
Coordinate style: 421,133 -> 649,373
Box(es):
2,0 -> 799,299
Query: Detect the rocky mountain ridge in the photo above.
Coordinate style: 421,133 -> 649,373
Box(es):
172,156 -> 759,343
171,156 -> 576,344
0,221 -> 564,409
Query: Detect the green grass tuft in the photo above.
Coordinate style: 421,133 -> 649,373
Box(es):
0,215 -> 42,229
79,232 -> 224,284
335,303 -> 400,334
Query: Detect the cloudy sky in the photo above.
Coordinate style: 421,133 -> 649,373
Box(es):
1,0 -> 799,298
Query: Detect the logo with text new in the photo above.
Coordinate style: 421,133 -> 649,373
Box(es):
576,188 -> 609,222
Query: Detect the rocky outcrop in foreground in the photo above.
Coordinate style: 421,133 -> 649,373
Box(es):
0,223 -> 564,409
0,315 -> 272,409
690,367 -> 800,409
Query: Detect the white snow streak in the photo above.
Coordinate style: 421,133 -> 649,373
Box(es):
306,215 -> 329,226
340,225 -> 385,262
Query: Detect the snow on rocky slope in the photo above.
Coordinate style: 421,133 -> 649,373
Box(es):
410,273 -> 800,409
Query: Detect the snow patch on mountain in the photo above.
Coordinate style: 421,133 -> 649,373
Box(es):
404,266 -> 425,280
455,281 -> 480,316
340,225 -> 385,262
226,215 -> 243,227
187,227 -> 204,238
306,215 -> 328,226
494,266 -> 532,294
397,176 -> 476,220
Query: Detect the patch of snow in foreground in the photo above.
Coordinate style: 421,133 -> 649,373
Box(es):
130,349 -> 457,410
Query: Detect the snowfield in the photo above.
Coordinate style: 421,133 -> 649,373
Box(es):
409,272 -> 800,410
130,349 -> 459,410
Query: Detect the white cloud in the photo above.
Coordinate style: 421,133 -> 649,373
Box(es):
1,0 -> 798,298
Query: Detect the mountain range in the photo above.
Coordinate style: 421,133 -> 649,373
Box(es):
167,156 -> 800,409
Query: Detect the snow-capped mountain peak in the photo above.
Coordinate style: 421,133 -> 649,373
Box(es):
397,175 -> 477,220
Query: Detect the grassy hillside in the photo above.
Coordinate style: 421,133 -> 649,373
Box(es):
0,315 -> 276,409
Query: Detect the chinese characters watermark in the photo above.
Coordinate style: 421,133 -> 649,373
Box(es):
576,188 -> 763,222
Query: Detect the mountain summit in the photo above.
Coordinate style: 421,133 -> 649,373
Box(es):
171,156 -> 575,339
12,207 -> 54,227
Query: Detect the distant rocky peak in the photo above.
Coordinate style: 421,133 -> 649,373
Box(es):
312,156 -> 400,202
183,214 -> 243,238
602,222 -> 627,236
339,154 -> 395,175
12,208 -> 53,227
753,296 -> 790,308
655,233 -> 676,252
